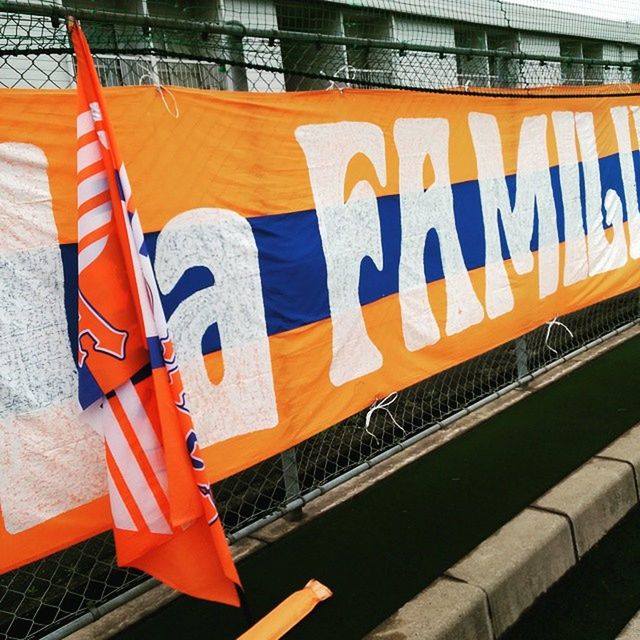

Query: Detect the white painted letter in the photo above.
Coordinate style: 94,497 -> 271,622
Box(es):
552,111 -> 589,286
611,105 -> 640,260
0,143 -> 105,533
575,112 -> 628,275
394,118 -> 483,350
295,122 -> 386,385
154,208 -> 278,446
469,113 -> 559,318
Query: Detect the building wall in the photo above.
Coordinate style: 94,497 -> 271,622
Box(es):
1,1 -> 638,91
223,0 -> 286,91
0,15 -> 74,88
392,16 -> 457,89
519,33 -> 561,86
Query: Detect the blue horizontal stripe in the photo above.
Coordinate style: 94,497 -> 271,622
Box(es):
61,150 -> 639,361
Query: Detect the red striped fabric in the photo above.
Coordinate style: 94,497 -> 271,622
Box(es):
72,19 -> 240,605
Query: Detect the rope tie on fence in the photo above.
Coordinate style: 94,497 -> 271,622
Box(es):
326,63 -> 356,93
135,61 -> 180,118
544,316 -> 574,355
157,85 -> 180,118
364,392 -> 405,443
325,78 -> 345,94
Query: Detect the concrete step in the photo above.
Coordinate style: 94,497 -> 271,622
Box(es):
367,422 -> 640,640
618,608 -> 640,639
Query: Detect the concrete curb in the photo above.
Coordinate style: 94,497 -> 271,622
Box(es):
618,609 -> 640,639
447,508 -> 576,637
366,422 -> 640,639
66,325 -> 640,640
368,578 -> 493,640
535,458 -> 637,558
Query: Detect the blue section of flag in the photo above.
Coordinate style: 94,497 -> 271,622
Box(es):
60,243 -> 78,364
78,363 -> 103,409
62,150 -> 636,361
115,170 -> 125,202
147,336 -> 165,369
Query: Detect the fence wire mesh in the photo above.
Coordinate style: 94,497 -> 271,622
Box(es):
1,0 -> 640,92
1,1 -> 640,638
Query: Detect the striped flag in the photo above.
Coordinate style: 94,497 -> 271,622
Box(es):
71,20 -> 240,605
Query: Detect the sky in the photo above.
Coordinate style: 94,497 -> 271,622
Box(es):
505,0 -> 640,23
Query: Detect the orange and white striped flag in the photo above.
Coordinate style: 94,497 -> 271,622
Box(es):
71,19 -> 240,605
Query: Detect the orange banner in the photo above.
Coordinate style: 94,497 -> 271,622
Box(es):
1,85 -> 640,571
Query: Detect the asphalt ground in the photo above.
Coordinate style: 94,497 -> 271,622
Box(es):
116,335 -> 640,640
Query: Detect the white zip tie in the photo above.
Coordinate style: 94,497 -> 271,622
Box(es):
326,63 -> 356,93
364,392 -> 405,444
135,61 -> 180,119
326,78 -> 345,94
544,316 -> 574,355
156,85 -> 180,118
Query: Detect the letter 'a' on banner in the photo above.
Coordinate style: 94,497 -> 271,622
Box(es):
70,19 -> 241,605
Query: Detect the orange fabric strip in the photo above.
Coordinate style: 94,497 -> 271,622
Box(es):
237,580 -> 333,640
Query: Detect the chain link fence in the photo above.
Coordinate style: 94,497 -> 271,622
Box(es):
2,0 -> 640,92
1,1 -> 640,638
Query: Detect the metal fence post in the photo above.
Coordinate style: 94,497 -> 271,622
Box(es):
280,447 -> 303,521
224,21 -> 249,91
515,335 -> 529,382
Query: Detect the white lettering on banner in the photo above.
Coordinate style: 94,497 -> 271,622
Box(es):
154,208 -> 278,446
469,113 -> 559,318
552,111 -> 590,287
295,122 -> 386,386
574,112 -> 628,275
611,106 -> 640,260
394,118 -> 484,351
0,143 -> 106,534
